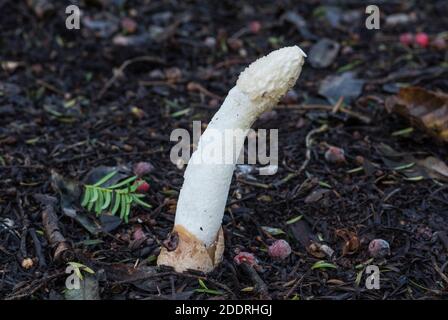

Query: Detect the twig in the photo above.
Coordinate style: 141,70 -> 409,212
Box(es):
29,228 -> 46,268
236,178 -> 270,189
278,103 -> 372,124
238,263 -> 271,299
331,96 -> 344,113
96,56 -> 165,100
5,271 -> 65,300
432,257 -> 448,285
35,79 -> 65,96
284,271 -> 309,299
369,66 -> 448,85
138,80 -> 177,88
0,244 -> 13,256
16,195 -> 30,261
34,194 -> 73,262
187,82 -> 222,100
272,124 -> 328,187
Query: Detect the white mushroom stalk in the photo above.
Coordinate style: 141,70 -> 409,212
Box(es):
158,46 -> 306,273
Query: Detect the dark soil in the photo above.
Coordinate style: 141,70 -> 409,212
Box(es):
1,0 -> 448,300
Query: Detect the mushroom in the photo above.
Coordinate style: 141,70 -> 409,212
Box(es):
157,46 -> 307,273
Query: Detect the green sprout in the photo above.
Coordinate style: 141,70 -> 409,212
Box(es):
81,171 -> 152,223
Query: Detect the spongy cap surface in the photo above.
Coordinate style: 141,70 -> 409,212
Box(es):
236,46 -> 306,104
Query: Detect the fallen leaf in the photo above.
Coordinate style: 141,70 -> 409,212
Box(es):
335,229 -> 360,255
281,11 -> 317,40
257,194 -> 273,202
319,72 -> 364,105
261,226 -> 285,236
327,279 -> 345,286
286,215 -> 303,225
304,188 -> 329,203
308,38 -> 340,69
417,156 -> 448,181
311,260 -> 337,270
385,86 -> 448,143
307,242 -> 327,258
377,143 -> 448,182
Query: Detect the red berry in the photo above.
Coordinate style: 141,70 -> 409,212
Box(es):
399,33 -> 413,46
136,180 -> 150,193
249,21 -> 261,34
233,252 -> 257,266
268,240 -> 292,260
415,32 -> 429,48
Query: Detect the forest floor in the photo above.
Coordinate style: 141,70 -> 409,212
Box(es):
1,0 -> 448,300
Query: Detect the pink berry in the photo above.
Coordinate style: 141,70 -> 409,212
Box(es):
133,161 -> 154,177
399,33 -> 413,46
368,239 -> 390,258
268,239 -> 292,260
325,146 -> 346,164
233,252 -> 257,266
415,32 -> 429,48
135,180 -> 150,193
249,21 -> 261,34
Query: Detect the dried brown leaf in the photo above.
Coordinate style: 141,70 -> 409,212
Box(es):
386,86 -> 448,143
417,156 -> 448,182
335,229 -> 360,256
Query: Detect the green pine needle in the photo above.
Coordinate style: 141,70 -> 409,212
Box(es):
81,171 -> 152,222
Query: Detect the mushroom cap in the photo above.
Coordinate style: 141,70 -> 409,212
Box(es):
236,45 -> 306,105
157,225 -> 224,273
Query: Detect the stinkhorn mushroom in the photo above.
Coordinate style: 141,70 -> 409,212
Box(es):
157,46 -> 306,273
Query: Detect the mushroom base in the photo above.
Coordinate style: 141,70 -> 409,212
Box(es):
157,225 -> 224,273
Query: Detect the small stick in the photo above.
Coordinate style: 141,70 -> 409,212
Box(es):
272,124 -> 328,187
29,228 -> 47,267
35,79 -> 65,96
278,103 -> 372,124
431,257 -> 448,285
5,271 -> 66,300
284,271 -> 309,299
187,82 -> 222,100
96,56 -> 165,100
34,194 -> 73,262
331,96 -> 344,113
239,263 -> 271,299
